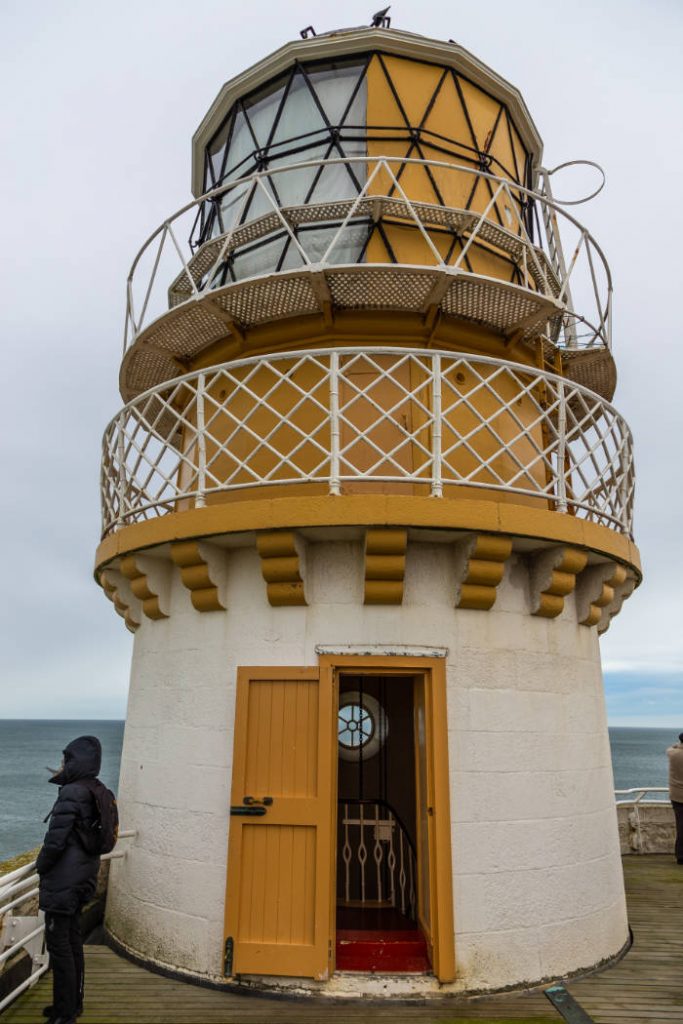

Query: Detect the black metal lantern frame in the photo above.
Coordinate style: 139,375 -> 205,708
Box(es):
190,51 -> 536,277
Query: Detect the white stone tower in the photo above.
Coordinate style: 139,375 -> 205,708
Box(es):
97,23 -> 640,996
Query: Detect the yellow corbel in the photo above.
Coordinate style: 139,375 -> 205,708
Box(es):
576,562 -> 628,628
119,555 -> 170,621
256,531 -> 307,607
364,529 -> 407,605
598,572 -> 637,635
170,541 -> 226,612
455,534 -> 512,611
100,568 -> 141,633
530,546 -> 588,619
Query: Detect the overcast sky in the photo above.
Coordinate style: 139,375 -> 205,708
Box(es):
0,0 -> 681,724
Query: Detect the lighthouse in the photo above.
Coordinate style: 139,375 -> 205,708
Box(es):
96,22 -> 640,996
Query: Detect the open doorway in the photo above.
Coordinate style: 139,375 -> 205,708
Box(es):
224,659 -> 453,982
335,674 -> 431,972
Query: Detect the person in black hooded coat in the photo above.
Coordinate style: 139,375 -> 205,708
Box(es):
36,735 -> 103,1024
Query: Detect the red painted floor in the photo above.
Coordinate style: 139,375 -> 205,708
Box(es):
335,907 -> 431,973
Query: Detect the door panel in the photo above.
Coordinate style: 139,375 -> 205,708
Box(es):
225,667 -> 335,979
237,825 -> 316,946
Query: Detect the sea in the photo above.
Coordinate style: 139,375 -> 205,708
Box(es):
0,721 -> 676,862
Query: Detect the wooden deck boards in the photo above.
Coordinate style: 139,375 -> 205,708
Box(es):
3,856 -> 681,1023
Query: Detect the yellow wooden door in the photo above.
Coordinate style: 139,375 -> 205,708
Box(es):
224,666 -> 336,979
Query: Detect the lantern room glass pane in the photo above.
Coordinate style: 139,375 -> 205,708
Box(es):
224,108 -> 258,180
298,223 -> 369,265
206,119 -> 230,186
269,143 -> 330,207
271,70 -> 327,145
307,62 -> 367,128
215,181 -> 251,235
198,58 -> 369,248
212,58 -> 368,194
309,160 -> 362,203
230,235 -> 291,281
243,76 -> 287,148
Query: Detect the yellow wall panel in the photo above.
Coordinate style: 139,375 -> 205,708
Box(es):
377,55 -> 445,126
367,54 -> 407,132
421,72 -> 477,164
457,77 -> 503,153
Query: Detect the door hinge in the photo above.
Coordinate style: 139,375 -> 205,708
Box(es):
223,936 -> 234,976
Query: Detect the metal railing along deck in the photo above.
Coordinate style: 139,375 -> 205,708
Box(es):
615,787 -> 670,855
0,831 -> 135,1014
102,347 -> 634,537
614,787 -> 669,805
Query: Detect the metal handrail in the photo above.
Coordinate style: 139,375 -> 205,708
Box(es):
614,787 -> 668,805
338,798 -> 417,857
0,830 -> 136,896
101,346 -> 635,538
0,831 -> 135,1014
123,155 -> 612,356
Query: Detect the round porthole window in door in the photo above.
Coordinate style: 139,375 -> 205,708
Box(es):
338,691 -> 388,762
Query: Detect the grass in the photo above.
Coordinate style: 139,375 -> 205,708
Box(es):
0,845 -> 40,876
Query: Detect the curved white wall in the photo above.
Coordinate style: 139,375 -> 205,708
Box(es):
105,536 -> 627,993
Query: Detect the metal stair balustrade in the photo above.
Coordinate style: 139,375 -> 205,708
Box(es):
338,799 -> 417,920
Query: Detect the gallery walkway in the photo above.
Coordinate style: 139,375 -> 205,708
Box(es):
3,856 -> 681,1024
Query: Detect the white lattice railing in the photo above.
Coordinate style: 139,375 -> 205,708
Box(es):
101,347 -> 634,538
338,801 -> 416,919
124,156 -> 612,359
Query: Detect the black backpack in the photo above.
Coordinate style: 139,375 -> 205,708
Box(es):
76,779 -> 119,855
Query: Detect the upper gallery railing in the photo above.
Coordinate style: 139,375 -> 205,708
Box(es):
123,157 -> 613,357
101,348 -> 634,538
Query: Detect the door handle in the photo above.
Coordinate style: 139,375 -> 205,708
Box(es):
230,805 -> 267,817
243,795 -> 273,807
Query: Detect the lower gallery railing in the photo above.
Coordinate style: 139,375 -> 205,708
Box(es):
101,347 -> 634,537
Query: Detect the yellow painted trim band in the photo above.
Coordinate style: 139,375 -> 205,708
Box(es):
95,495 -> 641,580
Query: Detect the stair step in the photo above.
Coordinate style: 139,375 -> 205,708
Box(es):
336,929 -> 431,973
